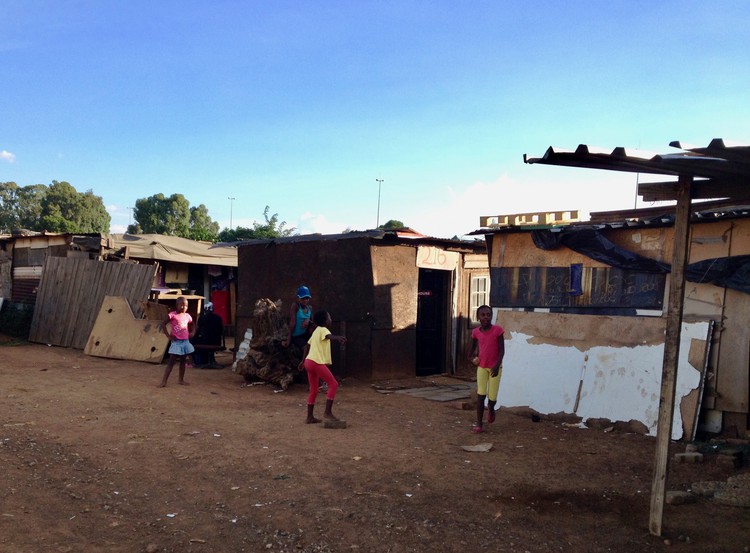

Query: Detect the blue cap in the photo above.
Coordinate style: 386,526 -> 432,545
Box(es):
297,285 -> 311,299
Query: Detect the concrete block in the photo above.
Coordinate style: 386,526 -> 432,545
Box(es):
674,452 -> 703,463
324,419 -> 347,429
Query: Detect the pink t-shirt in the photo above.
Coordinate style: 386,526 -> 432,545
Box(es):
168,311 -> 193,341
471,324 -> 505,368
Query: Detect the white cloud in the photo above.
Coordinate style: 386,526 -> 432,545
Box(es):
404,171 -> 641,239
405,176 -> 518,238
0,150 -> 16,163
296,211 -> 350,235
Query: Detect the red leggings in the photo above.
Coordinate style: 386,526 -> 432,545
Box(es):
303,359 -> 339,404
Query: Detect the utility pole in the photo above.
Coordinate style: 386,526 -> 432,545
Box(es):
228,197 -> 236,229
375,178 -> 383,228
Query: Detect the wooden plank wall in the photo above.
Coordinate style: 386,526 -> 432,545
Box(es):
29,258 -> 157,349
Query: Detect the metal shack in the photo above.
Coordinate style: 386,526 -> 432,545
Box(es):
235,229 -> 488,380
479,202 -> 750,440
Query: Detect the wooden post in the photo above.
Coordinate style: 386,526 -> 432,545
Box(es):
649,174 -> 693,536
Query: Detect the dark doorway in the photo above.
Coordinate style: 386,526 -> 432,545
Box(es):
416,268 -> 449,376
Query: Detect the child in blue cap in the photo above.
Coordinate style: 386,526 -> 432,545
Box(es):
283,285 -> 314,349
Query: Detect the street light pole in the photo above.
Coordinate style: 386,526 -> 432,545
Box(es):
375,178 -> 383,228
228,197 -> 236,229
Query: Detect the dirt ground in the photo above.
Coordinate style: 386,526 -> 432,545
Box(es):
1,337 -> 749,553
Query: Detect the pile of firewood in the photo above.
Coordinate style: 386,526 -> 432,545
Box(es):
233,298 -> 302,389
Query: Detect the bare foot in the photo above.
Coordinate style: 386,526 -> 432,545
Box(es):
178,381 -> 190,386
306,417 -> 321,424
158,383 -> 167,388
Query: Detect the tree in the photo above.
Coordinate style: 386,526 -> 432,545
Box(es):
128,194 -> 220,241
18,184 -> 47,229
129,193 -> 191,236
188,204 -> 220,242
378,219 -> 406,230
0,181 -> 24,232
217,206 -> 296,242
38,181 -> 110,233
0,182 -> 48,232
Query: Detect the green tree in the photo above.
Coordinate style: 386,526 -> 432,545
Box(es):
378,219 -> 406,230
188,204 -> 220,242
130,193 -> 191,236
18,184 -> 47,229
37,181 -> 110,233
128,194 -> 220,240
0,182 -> 48,232
0,181 -> 23,232
217,206 -> 296,242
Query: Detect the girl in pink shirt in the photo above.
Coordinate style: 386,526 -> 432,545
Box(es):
468,305 -> 505,433
159,297 -> 195,388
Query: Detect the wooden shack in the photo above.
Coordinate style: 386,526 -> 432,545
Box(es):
235,230 -> 488,380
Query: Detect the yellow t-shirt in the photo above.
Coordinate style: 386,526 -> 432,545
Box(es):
306,326 -> 332,365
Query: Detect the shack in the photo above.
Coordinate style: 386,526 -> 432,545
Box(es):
235,229 -> 488,380
107,233 -> 238,328
479,203 -> 750,440
0,230 -> 107,307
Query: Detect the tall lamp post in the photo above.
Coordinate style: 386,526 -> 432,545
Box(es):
375,178 -> 383,228
228,197 -> 236,229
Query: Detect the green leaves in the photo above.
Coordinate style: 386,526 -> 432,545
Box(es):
129,193 -> 220,241
0,181 -> 110,233
217,205 -> 296,242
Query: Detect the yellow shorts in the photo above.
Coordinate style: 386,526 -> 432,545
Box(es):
476,366 -> 502,402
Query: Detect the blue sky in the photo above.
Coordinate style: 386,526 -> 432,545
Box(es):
2,1 -> 749,237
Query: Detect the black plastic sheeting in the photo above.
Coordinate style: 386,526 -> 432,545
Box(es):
531,228 -> 670,273
531,228 -> 750,295
685,255 -> 750,295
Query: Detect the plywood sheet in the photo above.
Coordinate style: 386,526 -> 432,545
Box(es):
84,296 -> 169,363
138,300 -> 170,321
715,288 -> 750,412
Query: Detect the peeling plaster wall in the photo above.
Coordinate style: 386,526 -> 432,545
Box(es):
497,310 -> 707,440
488,218 -> 750,434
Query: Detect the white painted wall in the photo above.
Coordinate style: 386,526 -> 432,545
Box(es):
500,322 -> 708,440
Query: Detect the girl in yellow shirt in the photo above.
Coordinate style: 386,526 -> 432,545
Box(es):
298,310 -> 347,423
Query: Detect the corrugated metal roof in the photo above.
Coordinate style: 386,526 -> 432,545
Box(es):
524,139 -> 750,202
470,201 -> 750,236
231,229 -> 486,252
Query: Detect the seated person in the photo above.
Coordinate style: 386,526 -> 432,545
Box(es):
191,302 -> 225,367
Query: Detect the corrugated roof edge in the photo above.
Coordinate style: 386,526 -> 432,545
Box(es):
468,201 -> 750,235
228,229 -> 486,251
